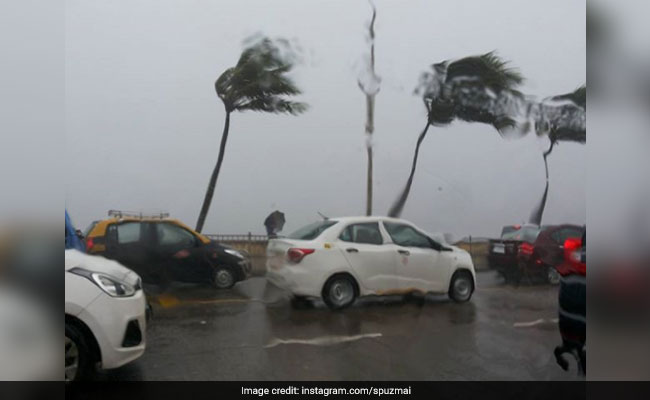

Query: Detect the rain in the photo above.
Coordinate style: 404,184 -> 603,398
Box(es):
24,0 -> 650,389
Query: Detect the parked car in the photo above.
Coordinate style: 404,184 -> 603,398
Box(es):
65,249 -> 147,381
85,211 -> 252,289
488,224 -> 583,284
554,231 -> 586,374
517,224 -> 584,284
266,216 -> 476,310
488,224 -> 538,277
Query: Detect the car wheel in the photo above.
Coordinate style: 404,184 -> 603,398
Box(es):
547,266 -> 560,285
213,266 -> 235,289
449,271 -> 474,302
65,324 -> 93,382
323,275 -> 357,310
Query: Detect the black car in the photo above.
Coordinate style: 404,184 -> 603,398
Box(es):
86,214 -> 252,289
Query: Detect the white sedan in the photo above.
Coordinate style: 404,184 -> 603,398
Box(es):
65,249 -> 147,381
266,216 -> 476,309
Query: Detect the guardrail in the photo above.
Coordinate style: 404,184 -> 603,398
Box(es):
205,233 -> 269,275
205,233 -> 268,242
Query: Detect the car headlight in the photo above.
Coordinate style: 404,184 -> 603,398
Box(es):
224,248 -> 244,259
69,267 -> 136,297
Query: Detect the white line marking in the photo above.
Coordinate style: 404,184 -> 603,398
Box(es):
513,318 -> 558,328
264,333 -> 382,348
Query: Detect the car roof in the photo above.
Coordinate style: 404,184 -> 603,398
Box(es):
541,223 -> 584,231
327,216 -> 414,224
88,217 -> 211,244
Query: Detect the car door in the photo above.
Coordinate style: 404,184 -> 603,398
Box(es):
382,221 -> 452,293
103,221 -> 153,279
153,222 -> 205,283
337,222 -> 397,293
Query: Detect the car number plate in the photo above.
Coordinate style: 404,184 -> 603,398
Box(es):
493,244 -> 505,254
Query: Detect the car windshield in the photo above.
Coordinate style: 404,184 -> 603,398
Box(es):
502,226 -> 542,243
287,220 -> 337,240
83,221 -> 99,238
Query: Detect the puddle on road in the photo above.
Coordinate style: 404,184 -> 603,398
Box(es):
264,333 -> 383,348
513,318 -> 559,328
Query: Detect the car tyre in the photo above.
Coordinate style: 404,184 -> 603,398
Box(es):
547,266 -> 560,285
449,271 -> 474,302
322,274 -> 357,310
213,266 -> 236,289
65,323 -> 94,382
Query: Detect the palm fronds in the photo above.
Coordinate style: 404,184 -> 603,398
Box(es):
196,36 -> 307,232
216,37 -> 307,115
389,52 -> 525,217
533,85 -> 586,144
527,84 -> 586,226
415,52 -> 527,136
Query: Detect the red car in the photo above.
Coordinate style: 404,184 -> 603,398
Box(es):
490,224 -> 584,284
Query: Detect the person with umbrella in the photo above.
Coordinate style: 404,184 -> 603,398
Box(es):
264,211 -> 285,238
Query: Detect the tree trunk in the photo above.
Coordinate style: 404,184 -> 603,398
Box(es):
195,111 -> 231,233
388,121 -> 431,218
529,141 -> 555,225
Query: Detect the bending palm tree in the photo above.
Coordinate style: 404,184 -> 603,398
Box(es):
528,85 -> 586,225
195,37 -> 307,233
388,52 -> 525,217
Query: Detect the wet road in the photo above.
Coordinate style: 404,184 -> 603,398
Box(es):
98,271 -> 579,380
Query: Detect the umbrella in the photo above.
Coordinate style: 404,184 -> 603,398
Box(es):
264,211 -> 286,237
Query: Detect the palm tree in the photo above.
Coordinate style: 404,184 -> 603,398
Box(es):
388,52 -> 525,218
528,85 -> 586,225
358,1 -> 380,216
195,37 -> 307,233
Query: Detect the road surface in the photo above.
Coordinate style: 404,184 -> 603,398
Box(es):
96,271 -> 579,380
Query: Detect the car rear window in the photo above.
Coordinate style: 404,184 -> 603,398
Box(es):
502,226 -> 542,242
500,226 -> 518,236
551,228 -> 584,244
288,220 -> 337,240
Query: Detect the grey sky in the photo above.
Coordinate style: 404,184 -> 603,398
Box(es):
1,0 -> 62,224
65,0 -> 585,238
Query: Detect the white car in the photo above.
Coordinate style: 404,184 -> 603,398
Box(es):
65,249 -> 147,381
266,216 -> 476,309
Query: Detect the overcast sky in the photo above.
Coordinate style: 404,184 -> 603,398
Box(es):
64,0 -> 585,238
